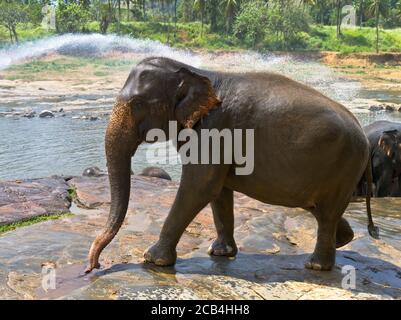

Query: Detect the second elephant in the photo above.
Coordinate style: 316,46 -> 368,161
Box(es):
360,120 -> 401,197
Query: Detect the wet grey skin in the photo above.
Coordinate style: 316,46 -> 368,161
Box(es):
357,120 -> 401,197
86,56 -> 377,273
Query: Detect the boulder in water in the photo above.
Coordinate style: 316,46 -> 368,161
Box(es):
385,104 -> 396,112
369,105 -> 384,111
39,110 -> 55,118
139,167 -> 172,181
82,166 -> 105,177
23,111 -> 36,118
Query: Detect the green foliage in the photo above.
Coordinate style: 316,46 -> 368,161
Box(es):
1,0 -> 401,53
0,213 -> 73,234
0,1 -> 28,43
233,1 -> 268,48
265,2 -> 311,50
306,25 -> 401,53
56,0 -> 90,33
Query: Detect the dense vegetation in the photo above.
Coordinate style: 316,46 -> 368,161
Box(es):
0,0 -> 400,53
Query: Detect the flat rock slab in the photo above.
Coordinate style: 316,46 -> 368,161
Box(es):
0,176 -> 71,225
0,175 -> 400,299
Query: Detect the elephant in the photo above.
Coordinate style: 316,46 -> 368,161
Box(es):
358,121 -> 401,197
85,56 -> 378,273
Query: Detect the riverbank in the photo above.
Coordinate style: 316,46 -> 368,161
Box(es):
0,173 -> 400,299
2,24 -> 401,54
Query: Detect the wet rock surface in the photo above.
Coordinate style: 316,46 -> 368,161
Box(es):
0,176 -> 71,225
0,175 -> 400,299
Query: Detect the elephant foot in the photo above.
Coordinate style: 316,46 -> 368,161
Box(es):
336,218 -> 354,248
207,238 -> 237,257
143,242 -> 177,266
304,250 -> 335,271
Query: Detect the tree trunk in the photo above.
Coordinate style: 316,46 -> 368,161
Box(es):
201,8 -> 204,38
8,27 -> 13,43
126,0 -> 130,20
12,26 -> 18,44
174,0 -> 177,41
210,0 -> 218,32
336,0 -> 342,38
142,0 -> 146,20
376,3 -> 380,53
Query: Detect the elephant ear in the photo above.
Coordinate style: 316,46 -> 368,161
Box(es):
174,67 -> 221,129
379,129 -> 398,158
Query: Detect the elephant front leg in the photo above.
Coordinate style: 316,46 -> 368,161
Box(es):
208,187 -> 238,257
144,164 -> 229,266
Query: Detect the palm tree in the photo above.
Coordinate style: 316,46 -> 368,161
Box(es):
126,0 -> 130,20
221,0 -> 237,33
299,0 -> 316,12
335,0 -> 342,38
359,0 -> 365,28
193,0 -> 205,37
368,0 -> 389,53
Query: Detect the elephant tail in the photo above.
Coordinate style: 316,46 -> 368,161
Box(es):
365,156 -> 380,239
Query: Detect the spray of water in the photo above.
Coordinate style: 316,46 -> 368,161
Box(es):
0,33 -> 201,70
0,33 -> 360,102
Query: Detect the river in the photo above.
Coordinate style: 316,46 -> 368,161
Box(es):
0,34 -> 400,181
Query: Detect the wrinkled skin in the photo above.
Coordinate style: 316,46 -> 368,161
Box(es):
358,121 -> 401,197
86,57 -> 373,273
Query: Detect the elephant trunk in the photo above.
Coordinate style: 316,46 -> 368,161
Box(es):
86,100 -> 138,273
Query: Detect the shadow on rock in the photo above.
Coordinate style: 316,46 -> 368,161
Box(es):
89,250 -> 401,299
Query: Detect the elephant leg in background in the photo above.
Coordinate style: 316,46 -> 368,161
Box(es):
208,187 -> 238,257
390,175 -> 401,196
335,217 -> 354,248
144,164 -> 230,266
375,170 -> 392,197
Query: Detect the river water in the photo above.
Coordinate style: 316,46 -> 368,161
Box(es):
0,34 -> 401,181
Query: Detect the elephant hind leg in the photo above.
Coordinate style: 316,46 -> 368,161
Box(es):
305,198 -> 350,271
336,217 -> 354,248
208,187 -> 238,257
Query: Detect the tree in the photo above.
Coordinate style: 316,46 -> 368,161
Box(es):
193,0 -> 205,36
221,0 -> 237,34
0,1 -> 28,43
56,0 -> 90,33
234,0 -> 268,48
335,0 -> 342,38
367,0 -> 389,53
99,1 -> 114,34
209,0 -> 219,32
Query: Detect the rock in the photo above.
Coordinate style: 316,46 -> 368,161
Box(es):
369,105 -> 384,111
39,110 -> 55,118
22,111 -> 36,118
82,166 -> 105,178
0,176 -> 71,226
385,104 -> 395,112
0,176 -> 400,299
139,167 -> 172,181
38,87 -> 45,91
